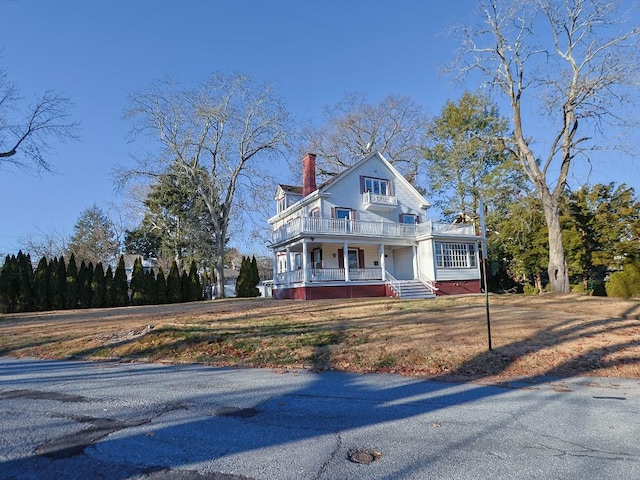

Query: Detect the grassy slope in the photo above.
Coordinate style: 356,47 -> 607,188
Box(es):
2,294 -> 640,382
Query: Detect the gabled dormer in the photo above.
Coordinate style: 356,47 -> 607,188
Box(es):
274,184 -> 303,214
274,153 -> 318,215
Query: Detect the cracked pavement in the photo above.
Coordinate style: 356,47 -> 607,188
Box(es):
1,357 -> 640,479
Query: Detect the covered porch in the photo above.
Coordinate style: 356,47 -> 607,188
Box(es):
271,238 -> 420,294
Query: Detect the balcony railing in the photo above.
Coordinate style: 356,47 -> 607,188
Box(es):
272,216 -> 476,244
362,191 -> 397,210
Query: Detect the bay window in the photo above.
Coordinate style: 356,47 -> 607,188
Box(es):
435,242 -> 477,268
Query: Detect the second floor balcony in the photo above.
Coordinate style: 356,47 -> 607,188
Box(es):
362,191 -> 397,210
271,216 -> 476,245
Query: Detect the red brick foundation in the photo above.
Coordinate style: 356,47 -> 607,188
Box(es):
434,280 -> 482,295
274,284 -> 389,300
274,281 -> 481,299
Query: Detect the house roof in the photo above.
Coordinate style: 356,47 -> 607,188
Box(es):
277,184 -> 303,195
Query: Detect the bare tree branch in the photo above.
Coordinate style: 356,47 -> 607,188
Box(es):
0,68 -> 79,173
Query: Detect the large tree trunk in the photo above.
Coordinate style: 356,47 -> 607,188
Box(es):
214,232 -> 226,299
540,191 -> 570,293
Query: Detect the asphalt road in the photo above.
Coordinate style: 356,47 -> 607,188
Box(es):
1,357 -> 639,479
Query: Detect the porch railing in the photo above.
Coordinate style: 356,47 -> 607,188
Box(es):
272,217 -> 476,244
275,267 -> 384,285
311,267 -> 344,282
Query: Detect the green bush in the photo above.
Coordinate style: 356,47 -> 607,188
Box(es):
523,283 -> 538,295
571,283 -> 586,294
605,262 -> 640,298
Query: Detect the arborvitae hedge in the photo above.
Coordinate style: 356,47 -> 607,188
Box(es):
0,253 -> 207,313
113,256 -> 129,307
236,255 -> 260,297
34,257 -> 50,312
156,268 -> 167,304
66,254 -> 79,310
130,257 -> 145,305
93,263 -> 107,308
166,261 -> 182,304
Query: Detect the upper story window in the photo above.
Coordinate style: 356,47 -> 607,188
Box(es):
277,196 -> 287,214
401,213 -> 418,224
363,177 -> 389,196
435,242 -> 477,269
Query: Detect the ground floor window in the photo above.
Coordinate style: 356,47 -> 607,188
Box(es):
435,242 -> 477,268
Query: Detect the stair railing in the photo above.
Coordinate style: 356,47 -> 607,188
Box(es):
419,273 -> 439,294
385,271 -> 402,297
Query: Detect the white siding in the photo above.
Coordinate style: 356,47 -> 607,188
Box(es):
417,239 -> 436,280
436,268 -> 480,282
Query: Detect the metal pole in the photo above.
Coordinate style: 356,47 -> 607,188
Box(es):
479,201 -> 492,351
482,256 -> 492,351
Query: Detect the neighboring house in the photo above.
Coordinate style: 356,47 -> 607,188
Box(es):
268,152 -> 482,300
123,254 -> 159,283
210,268 -> 240,299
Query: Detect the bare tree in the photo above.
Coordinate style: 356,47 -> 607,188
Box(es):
458,0 -> 640,292
296,93 -> 429,186
19,228 -> 69,260
0,67 -> 79,172
120,73 -> 290,298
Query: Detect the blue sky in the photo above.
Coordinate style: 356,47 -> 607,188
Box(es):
1,1 -> 639,257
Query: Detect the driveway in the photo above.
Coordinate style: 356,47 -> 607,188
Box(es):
1,357 -> 639,479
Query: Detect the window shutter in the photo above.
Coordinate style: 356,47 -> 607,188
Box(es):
351,209 -> 357,220
360,176 -> 366,193
398,213 -> 403,223
358,249 -> 365,268
388,180 -> 393,196
415,215 -> 420,224
338,248 -> 344,269
331,207 -> 336,218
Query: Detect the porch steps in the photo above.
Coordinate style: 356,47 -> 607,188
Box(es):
395,280 -> 436,299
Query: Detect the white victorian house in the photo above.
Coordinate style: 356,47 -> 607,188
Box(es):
268,152 -> 481,300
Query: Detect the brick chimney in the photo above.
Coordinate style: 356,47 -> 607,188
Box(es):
302,153 -> 317,196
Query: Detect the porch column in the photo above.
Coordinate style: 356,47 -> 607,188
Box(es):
286,247 -> 291,287
412,244 -> 418,279
273,251 -> 278,285
302,240 -> 309,283
343,241 -> 350,282
380,244 -> 386,281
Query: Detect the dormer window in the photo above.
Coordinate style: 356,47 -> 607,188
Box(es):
277,196 -> 287,214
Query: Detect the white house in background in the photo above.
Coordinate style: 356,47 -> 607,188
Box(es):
268,152 -> 481,300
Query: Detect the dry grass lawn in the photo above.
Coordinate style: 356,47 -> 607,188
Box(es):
2,293 -> 640,383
